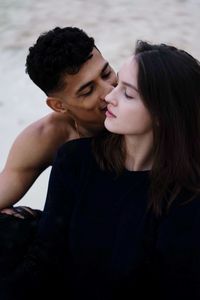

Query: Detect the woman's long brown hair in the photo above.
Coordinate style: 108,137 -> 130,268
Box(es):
93,41 -> 200,216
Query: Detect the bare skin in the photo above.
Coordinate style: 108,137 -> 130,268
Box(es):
0,48 -> 117,213
0,112 -> 77,210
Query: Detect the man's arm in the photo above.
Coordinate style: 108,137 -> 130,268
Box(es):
0,113 -> 70,210
0,141 -> 79,300
0,166 -> 41,210
0,126 -> 50,209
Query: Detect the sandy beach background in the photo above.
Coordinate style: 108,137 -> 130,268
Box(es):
0,0 -> 200,209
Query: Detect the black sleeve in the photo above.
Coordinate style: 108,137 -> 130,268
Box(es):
37,141 -> 79,246
0,141 -> 80,300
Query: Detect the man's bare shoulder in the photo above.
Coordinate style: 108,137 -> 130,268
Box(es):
5,112 -> 78,170
20,112 -> 75,141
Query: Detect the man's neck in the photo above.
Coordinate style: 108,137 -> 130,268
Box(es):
75,121 -> 104,138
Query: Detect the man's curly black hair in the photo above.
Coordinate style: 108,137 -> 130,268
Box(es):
26,27 -> 95,95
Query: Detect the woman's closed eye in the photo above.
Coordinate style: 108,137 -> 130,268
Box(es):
125,91 -> 134,99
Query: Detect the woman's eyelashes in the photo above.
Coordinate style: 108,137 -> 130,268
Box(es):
124,91 -> 134,99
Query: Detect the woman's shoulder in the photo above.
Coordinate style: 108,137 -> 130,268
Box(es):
54,137 -> 94,168
57,137 -> 93,156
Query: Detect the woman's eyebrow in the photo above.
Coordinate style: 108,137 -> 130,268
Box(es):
117,72 -> 138,92
122,81 -> 138,92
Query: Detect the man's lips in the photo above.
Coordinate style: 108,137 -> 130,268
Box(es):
100,106 -> 107,112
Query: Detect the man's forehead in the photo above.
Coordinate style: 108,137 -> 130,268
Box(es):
59,48 -> 110,97
79,48 -> 107,75
68,52 -> 109,85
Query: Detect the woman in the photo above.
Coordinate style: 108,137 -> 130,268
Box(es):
2,40 -> 200,299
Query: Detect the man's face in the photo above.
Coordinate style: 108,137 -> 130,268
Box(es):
54,48 -> 117,128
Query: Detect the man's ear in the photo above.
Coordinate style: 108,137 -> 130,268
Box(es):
46,97 -> 67,113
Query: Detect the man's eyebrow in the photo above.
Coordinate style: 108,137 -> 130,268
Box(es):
101,62 -> 109,74
76,62 -> 110,95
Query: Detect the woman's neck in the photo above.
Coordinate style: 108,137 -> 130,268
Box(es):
124,132 -> 154,171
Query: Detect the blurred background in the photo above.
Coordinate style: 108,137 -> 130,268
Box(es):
0,0 -> 200,209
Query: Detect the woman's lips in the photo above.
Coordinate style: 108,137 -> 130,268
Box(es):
105,108 -> 116,118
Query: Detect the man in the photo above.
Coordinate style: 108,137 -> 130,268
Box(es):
0,27 -> 116,277
0,26 -> 117,212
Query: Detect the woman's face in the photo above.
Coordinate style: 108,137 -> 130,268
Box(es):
104,57 -> 153,137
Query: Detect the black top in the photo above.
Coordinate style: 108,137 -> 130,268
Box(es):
1,138 -> 200,299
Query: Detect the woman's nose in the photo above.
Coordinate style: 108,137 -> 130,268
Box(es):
99,83 -> 114,103
105,87 -> 116,104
